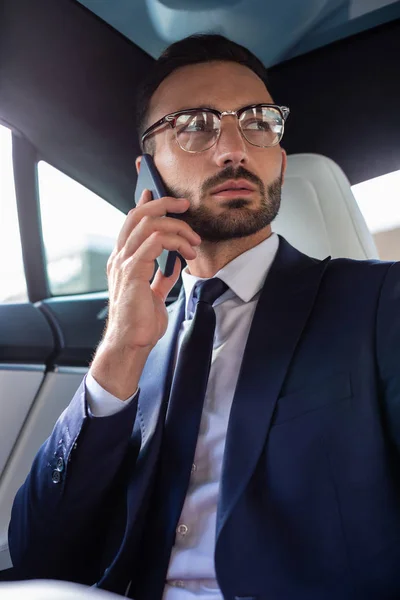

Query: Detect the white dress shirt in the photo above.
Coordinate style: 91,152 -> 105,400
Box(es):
86,233 -> 279,600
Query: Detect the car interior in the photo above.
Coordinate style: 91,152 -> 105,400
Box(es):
0,0 -> 399,596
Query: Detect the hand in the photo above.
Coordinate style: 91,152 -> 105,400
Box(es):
105,189 -> 201,350
90,190 -> 201,399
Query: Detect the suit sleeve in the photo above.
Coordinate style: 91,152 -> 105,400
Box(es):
376,261 -> 400,452
8,376 -> 140,585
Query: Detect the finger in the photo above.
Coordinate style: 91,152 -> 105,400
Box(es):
151,256 -> 182,303
115,189 -> 152,251
133,232 -> 198,267
136,188 -> 152,207
116,197 -> 190,252
135,196 -> 189,219
123,216 -> 201,259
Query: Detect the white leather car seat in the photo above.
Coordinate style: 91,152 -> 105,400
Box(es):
274,153 -> 379,259
0,579 -> 125,599
0,153 -> 378,576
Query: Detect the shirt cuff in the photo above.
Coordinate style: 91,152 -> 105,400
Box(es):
85,370 -> 139,417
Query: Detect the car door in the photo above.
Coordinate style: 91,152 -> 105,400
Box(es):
0,123 -> 183,578
0,127 -> 121,577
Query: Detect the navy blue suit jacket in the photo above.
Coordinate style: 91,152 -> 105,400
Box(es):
8,237 -> 400,599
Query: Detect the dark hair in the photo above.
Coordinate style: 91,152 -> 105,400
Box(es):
135,34 -> 271,150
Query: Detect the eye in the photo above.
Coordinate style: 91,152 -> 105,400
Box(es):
243,119 -> 272,132
176,112 -> 217,134
186,120 -> 209,132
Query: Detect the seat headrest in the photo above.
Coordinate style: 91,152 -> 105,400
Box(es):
273,153 -> 379,260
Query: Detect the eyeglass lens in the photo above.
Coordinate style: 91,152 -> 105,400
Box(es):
174,107 -> 284,152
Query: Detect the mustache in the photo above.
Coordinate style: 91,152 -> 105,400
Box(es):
201,166 -> 265,197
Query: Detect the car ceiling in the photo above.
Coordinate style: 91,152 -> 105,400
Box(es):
76,0 -> 400,66
2,0 -> 400,216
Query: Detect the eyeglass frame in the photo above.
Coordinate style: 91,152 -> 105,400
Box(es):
141,103 -> 290,152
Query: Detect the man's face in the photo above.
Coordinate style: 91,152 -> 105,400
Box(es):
142,61 -> 287,242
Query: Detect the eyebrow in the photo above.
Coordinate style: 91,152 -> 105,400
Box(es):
172,102 -> 271,113
173,104 -> 220,112
197,104 -> 220,110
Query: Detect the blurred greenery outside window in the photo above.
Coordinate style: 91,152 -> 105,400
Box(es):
0,125 -> 28,303
37,162 -> 125,296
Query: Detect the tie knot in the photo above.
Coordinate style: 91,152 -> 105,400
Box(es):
193,277 -> 228,307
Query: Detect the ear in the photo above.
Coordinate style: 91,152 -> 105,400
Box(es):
280,148 -> 287,185
135,156 -> 142,175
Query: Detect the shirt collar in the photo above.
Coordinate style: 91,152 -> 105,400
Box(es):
181,232 -> 279,319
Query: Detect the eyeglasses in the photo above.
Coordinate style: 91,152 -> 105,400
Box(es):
141,103 -> 290,153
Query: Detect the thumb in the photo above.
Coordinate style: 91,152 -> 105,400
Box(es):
151,256 -> 182,303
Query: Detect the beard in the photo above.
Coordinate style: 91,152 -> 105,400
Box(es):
164,165 -> 283,242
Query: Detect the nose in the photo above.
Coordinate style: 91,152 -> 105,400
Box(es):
213,117 -> 248,168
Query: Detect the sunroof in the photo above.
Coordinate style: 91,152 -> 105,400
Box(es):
76,0 -> 400,65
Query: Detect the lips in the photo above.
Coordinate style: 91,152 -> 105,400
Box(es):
211,179 -> 256,195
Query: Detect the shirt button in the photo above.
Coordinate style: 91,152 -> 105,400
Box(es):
171,581 -> 185,588
56,457 -> 64,472
176,523 -> 189,537
191,463 -> 197,474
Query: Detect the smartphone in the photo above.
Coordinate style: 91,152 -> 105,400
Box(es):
134,154 -> 182,277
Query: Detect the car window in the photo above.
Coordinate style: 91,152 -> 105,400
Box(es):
37,161 -> 126,296
352,169 -> 400,261
0,124 -> 28,303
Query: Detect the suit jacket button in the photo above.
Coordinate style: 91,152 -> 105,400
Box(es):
52,470 -> 62,484
56,457 -> 65,472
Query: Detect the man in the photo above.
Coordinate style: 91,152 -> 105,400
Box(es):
8,34 -> 400,600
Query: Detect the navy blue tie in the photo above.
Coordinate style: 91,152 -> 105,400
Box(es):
132,277 -> 228,599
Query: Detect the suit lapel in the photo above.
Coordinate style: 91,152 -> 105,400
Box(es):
216,237 -> 331,539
